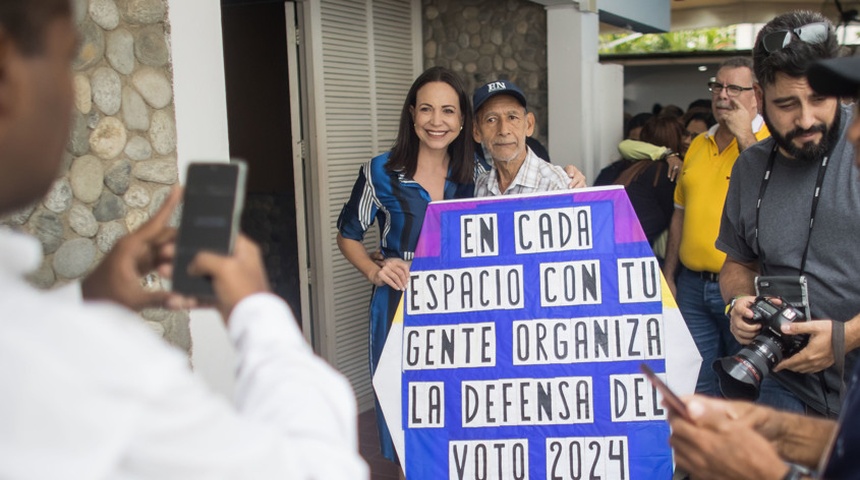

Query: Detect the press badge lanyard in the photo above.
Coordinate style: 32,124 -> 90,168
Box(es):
754,143 -> 830,276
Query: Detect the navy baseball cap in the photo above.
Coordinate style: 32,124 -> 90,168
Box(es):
808,56 -> 860,97
473,80 -> 527,113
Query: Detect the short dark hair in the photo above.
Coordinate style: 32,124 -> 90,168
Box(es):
753,11 -> 839,88
0,0 -> 71,55
686,98 -> 712,112
388,66 -> 474,185
624,112 -> 653,139
683,110 -> 717,130
658,104 -> 684,119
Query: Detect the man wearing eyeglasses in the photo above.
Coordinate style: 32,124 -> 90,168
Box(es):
718,11 -> 860,421
666,53 -> 860,480
663,56 -> 770,398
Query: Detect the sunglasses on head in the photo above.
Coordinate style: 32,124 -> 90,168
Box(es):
762,22 -> 830,53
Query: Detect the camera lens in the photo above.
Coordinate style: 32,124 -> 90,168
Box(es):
712,334 -> 785,400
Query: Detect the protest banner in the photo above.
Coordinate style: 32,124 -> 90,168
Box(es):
374,186 -> 701,479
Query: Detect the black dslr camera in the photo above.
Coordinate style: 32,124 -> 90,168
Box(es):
713,296 -> 808,400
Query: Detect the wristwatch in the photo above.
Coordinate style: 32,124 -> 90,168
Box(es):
724,296 -> 741,318
781,462 -> 814,480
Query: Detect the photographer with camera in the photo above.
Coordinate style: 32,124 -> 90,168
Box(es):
0,1 -> 367,478
717,11 -> 860,417
713,296 -> 809,401
668,52 -> 860,480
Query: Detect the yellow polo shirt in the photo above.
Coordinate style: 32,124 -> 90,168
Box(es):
674,117 -> 770,273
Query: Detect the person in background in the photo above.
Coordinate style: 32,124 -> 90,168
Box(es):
659,103 -> 685,119
602,112 -> 691,185
613,116 -> 684,262
668,52 -> 860,480
662,56 -> 770,397
686,98 -> 713,114
0,0 -> 367,478
681,110 -> 717,156
337,66 -> 475,463
593,112 -> 658,186
625,112 -> 654,141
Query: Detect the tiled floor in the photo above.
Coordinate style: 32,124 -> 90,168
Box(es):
359,409 -> 403,479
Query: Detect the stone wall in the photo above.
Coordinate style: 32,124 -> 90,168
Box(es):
422,0 -> 549,145
0,0 -> 189,352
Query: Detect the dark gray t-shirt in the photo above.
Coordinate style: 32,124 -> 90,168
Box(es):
717,104 -> 860,415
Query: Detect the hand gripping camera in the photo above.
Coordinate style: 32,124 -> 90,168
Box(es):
713,296 -> 808,400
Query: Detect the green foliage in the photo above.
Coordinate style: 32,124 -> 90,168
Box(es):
600,26 -> 737,55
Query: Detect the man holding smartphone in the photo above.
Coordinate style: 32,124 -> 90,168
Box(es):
0,1 -> 366,478
668,45 -> 860,480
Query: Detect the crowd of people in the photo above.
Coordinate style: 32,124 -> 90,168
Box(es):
336,8 -> 860,479
594,98 -> 718,263
5,0 -> 860,478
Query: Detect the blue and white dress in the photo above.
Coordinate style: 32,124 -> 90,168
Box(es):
337,151 -> 474,460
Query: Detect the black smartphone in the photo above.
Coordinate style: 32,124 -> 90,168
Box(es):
171,161 -> 247,300
640,363 -> 692,421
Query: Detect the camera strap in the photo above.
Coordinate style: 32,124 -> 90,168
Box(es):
832,320 -> 847,399
755,143 -> 830,276
756,144 -> 846,405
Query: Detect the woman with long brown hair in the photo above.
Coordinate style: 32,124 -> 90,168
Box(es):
336,66 -> 474,462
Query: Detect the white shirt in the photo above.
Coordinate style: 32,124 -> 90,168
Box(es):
475,147 -> 570,196
0,229 -> 367,479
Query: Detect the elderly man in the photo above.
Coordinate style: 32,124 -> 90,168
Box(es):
668,53 -> 860,480
472,80 -> 585,195
0,1 -> 366,478
662,56 -> 771,398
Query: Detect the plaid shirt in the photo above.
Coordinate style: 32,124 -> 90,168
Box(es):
475,147 -> 569,196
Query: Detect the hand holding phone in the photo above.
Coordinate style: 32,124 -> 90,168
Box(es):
640,363 -> 692,422
82,188 -> 186,310
172,161 -> 247,301
185,234 -> 271,319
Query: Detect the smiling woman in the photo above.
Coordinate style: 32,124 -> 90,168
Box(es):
336,66 -> 475,464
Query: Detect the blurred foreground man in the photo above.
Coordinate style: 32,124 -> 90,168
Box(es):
668,51 -> 860,480
0,1 -> 367,478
